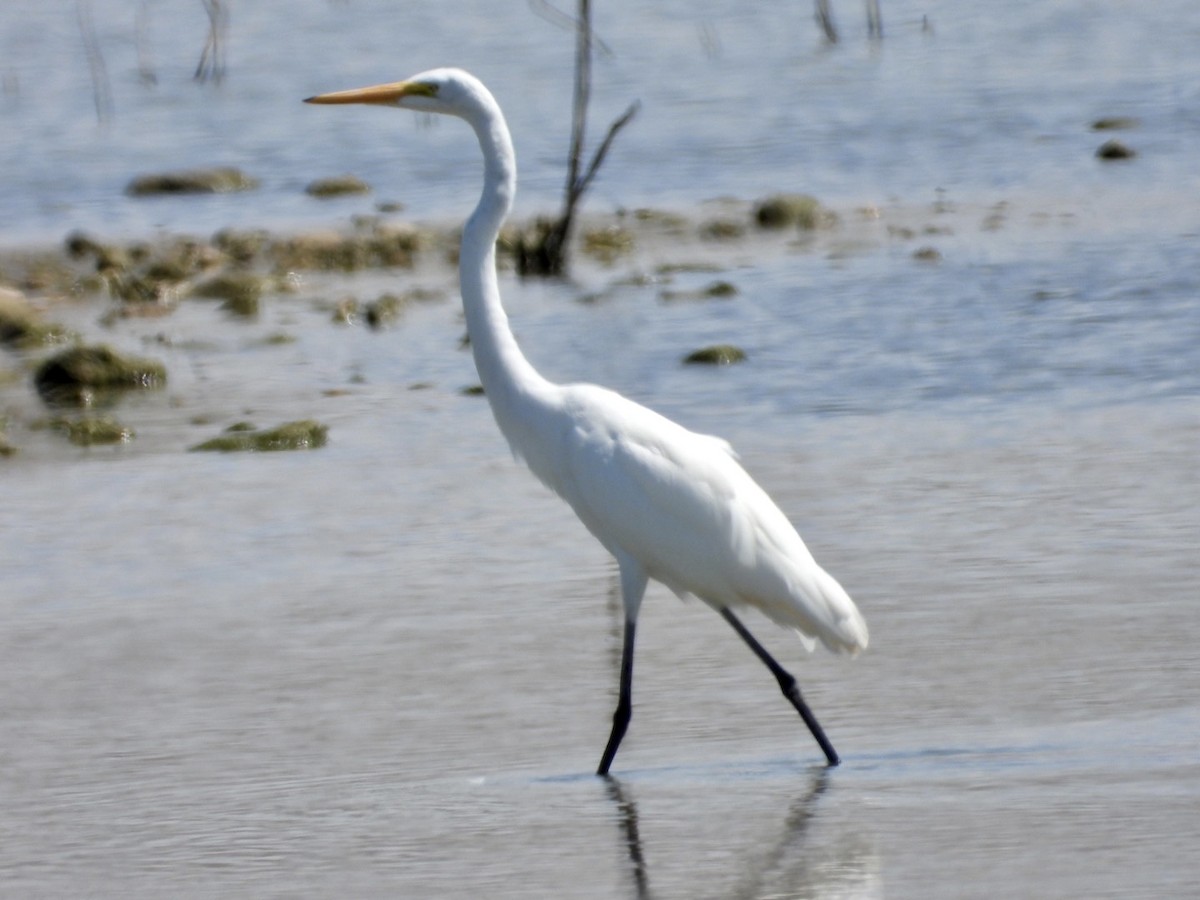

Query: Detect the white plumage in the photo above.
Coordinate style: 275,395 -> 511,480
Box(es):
307,68 -> 867,773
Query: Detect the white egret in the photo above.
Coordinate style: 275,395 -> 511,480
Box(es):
306,69 -> 868,774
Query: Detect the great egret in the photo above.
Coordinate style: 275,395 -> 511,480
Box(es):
306,69 -> 868,774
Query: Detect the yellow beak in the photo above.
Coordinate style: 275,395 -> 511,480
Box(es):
304,80 -> 434,106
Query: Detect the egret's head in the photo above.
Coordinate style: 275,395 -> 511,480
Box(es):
304,68 -> 479,118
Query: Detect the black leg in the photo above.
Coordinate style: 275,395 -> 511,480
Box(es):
597,619 -> 637,775
720,607 -> 840,767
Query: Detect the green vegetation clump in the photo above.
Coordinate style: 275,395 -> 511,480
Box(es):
126,167 -> 259,196
364,293 -> 408,329
67,232 -> 224,305
581,225 -> 635,264
189,419 -> 328,452
683,344 -> 747,365
33,344 -> 167,405
1091,117 -> 1139,131
631,208 -> 689,232
212,228 -> 269,264
269,227 -> 421,272
700,219 -> 745,241
0,416 -> 14,457
506,217 -> 564,275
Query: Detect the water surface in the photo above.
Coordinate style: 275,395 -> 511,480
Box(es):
2,1 -> 1199,897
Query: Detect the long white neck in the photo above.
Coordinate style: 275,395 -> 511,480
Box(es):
458,89 -> 553,435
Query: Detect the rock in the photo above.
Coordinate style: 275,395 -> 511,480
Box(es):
1096,139 -> 1136,160
754,194 -> 829,230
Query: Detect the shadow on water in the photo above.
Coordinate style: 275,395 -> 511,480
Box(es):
600,767 -> 836,900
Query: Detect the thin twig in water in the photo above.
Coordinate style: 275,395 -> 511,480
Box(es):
516,0 -> 638,276
564,0 -> 593,210
76,0 -> 113,123
815,0 -> 838,43
575,99 -> 639,201
195,0 -> 228,83
867,0 -> 884,39
815,0 -> 884,44
527,0 -> 614,58
136,1 -> 157,86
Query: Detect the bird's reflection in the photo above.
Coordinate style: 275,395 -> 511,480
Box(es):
600,766 -> 867,900
602,775 -> 652,899
727,768 -> 831,900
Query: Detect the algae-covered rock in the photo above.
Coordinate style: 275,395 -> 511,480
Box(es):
305,175 -> 372,198
126,166 -> 259,196
754,194 -> 830,230
189,419 -> 328,452
49,416 -> 135,446
34,344 -> 167,405
193,273 -> 264,316
0,289 -> 72,348
683,344 -> 747,365
193,272 -> 263,302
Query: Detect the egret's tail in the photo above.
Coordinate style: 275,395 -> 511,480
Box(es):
760,564 -> 868,657
809,566 -> 869,656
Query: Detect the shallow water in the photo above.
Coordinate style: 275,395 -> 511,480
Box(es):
3,0 -> 1199,238
3,1 -> 1200,897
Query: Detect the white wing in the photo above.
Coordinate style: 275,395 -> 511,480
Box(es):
522,383 -> 868,655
